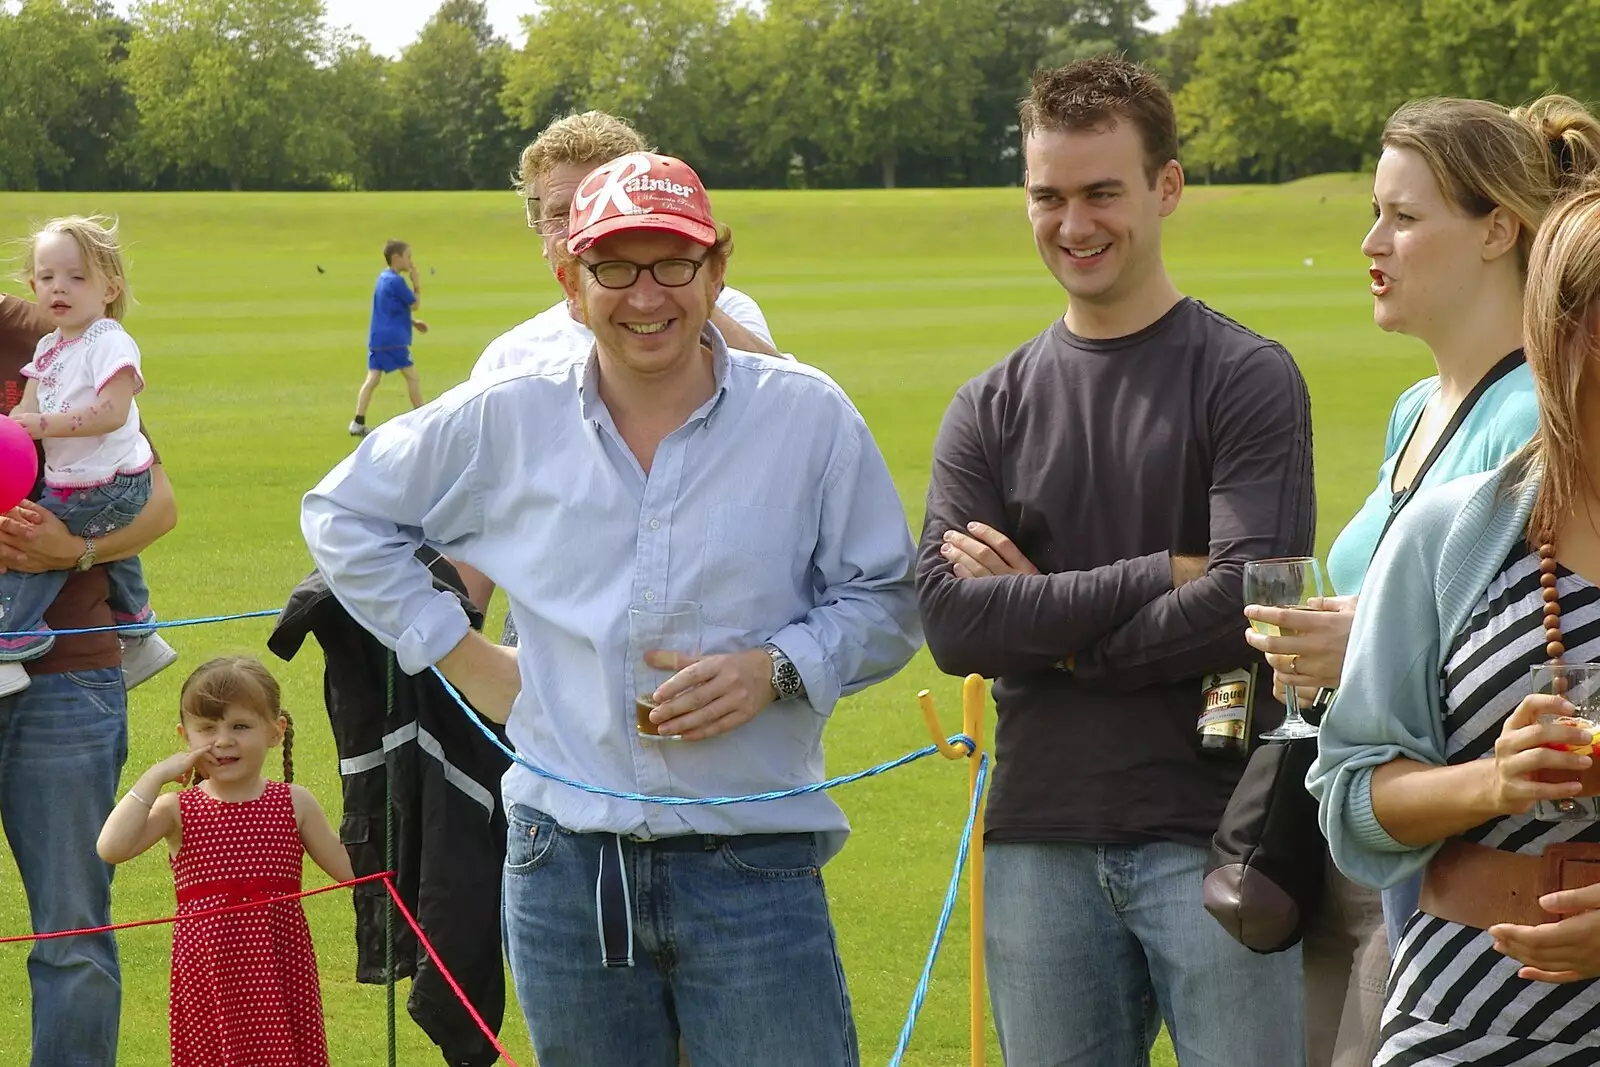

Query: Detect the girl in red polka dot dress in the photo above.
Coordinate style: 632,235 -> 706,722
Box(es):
97,656 -> 354,1067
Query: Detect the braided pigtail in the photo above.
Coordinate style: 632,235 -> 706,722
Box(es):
281,710 -> 295,784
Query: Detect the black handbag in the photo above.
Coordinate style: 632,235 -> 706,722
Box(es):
1203,349 -> 1527,953
1203,733 -> 1325,953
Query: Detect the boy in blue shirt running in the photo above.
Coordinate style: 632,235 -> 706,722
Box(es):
350,240 -> 428,436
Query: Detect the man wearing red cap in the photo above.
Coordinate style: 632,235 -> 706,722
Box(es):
459,110 -> 789,644
302,152 -> 921,1065
472,110 -> 783,385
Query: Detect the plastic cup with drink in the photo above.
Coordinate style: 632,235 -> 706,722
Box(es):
1532,662 -> 1600,821
629,600 -> 701,742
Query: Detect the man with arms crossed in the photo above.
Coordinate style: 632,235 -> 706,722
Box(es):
915,58 -> 1314,1066
303,152 -> 920,1066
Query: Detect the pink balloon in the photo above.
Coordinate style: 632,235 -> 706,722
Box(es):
0,417 -> 39,514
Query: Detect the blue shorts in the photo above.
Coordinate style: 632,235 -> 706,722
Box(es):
368,347 -> 413,372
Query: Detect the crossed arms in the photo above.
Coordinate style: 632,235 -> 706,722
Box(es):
915,353 -> 1313,689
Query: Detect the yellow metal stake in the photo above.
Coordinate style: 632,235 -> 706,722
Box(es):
962,674 -> 986,1067
916,674 -> 988,1067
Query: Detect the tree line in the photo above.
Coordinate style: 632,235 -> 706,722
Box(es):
3,0 -> 1598,193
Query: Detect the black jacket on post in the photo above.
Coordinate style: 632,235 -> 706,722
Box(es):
268,549 -> 510,1067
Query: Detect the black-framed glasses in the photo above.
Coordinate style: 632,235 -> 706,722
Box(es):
524,197 -> 569,237
581,257 -> 706,290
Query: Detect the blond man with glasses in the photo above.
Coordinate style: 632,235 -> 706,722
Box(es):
460,112 -> 788,637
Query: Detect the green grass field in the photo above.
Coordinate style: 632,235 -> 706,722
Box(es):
0,174 -> 1428,1066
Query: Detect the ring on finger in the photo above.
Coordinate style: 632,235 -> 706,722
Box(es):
1288,654 -> 1301,675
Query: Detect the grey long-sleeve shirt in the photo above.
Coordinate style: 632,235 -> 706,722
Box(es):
916,299 -> 1315,847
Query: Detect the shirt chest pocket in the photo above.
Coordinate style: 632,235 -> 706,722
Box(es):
700,503 -> 807,629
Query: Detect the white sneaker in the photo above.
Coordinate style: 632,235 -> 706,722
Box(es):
348,420 -> 369,437
122,633 -> 178,691
0,661 -> 29,697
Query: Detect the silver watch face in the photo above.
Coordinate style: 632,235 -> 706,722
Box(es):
767,645 -> 802,697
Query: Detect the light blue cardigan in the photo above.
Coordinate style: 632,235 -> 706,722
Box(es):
1307,459 -> 1540,889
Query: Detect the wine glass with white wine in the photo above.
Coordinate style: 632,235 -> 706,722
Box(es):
1243,556 -> 1327,741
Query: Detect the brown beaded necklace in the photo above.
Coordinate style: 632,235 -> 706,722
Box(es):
1539,542 -> 1567,686
1537,542 -> 1590,816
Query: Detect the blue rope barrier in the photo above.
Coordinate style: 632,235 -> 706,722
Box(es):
3,602 -> 991,1059
429,665 -> 991,1060
430,666 -> 973,806
5,608 -> 279,639
887,752 -> 989,1066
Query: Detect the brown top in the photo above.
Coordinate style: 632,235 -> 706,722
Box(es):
0,294 -> 121,675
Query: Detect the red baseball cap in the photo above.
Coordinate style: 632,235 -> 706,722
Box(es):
567,153 -> 718,255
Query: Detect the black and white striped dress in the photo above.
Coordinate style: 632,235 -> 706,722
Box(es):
1379,544 -> 1600,1065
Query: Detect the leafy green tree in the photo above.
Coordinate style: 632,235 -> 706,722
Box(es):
752,0 -> 989,188
388,0 -> 521,190
1036,0 -> 1154,68
0,0 -> 132,191
123,0 -> 342,190
1148,0 -> 1212,96
1176,0 -> 1359,182
501,0 -> 728,166
321,35 -> 403,190
1294,0 -> 1600,152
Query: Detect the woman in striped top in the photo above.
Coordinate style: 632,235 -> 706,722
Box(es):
1311,187 -> 1600,1064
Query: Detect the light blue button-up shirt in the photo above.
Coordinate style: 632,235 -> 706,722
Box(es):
301,329 -> 922,858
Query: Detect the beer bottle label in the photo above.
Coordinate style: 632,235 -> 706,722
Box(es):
1199,666 -> 1255,739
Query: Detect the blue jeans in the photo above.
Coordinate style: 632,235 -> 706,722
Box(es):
0,473 -> 153,661
501,805 -> 858,1067
1381,876 -> 1422,954
0,669 -> 126,1066
987,840 -> 1306,1067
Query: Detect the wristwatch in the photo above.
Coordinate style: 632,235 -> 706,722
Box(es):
73,536 -> 97,572
762,643 -> 805,701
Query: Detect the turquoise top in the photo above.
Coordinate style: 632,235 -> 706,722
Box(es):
1308,463 -> 1538,888
1324,363 -> 1538,596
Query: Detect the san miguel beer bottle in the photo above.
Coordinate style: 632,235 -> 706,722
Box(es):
1198,666 -> 1254,758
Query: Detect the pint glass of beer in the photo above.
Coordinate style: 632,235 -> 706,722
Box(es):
629,601 -> 701,741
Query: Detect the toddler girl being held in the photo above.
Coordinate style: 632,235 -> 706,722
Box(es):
0,215 -> 174,696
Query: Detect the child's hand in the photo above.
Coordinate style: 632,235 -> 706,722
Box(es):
152,745 -> 212,786
414,319 -> 429,334
10,412 -> 44,439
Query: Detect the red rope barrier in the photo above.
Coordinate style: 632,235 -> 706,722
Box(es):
0,871 -> 395,944
381,876 -> 520,1065
0,869 -> 519,1063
